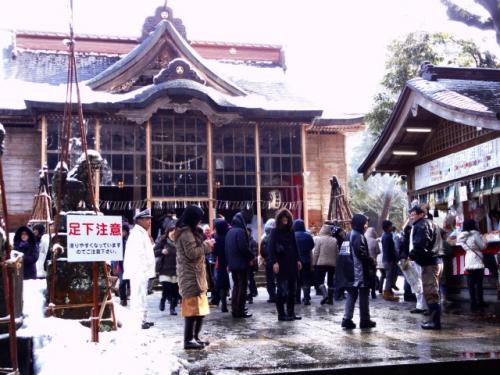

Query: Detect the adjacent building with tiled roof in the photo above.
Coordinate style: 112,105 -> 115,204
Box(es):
358,63 -> 500,235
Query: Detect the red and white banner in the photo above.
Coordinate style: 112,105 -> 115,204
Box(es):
452,252 -> 491,276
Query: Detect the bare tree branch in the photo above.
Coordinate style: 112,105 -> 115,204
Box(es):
441,0 -> 500,44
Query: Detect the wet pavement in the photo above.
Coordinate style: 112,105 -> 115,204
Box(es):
130,288 -> 500,374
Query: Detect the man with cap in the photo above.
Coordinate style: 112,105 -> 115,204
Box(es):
123,209 -> 156,329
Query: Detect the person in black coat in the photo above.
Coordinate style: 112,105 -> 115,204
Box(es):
268,208 -> 302,321
341,214 -> 376,330
247,228 -> 259,304
293,219 -> 315,305
409,206 -> 443,330
260,219 -> 277,302
14,226 -> 39,280
154,223 -> 179,315
225,212 -> 254,318
213,218 -> 230,312
381,220 -> 399,301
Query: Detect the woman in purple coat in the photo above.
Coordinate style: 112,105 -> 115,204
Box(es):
14,226 -> 39,280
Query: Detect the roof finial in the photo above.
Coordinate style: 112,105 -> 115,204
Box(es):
139,1 -> 187,41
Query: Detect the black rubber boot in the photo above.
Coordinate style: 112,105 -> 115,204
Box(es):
326,288 -> 334,305
220,289 -> 228,313
194,316 -> 209,346
184,317 -> 203,349
169,297 -> 178,316
421,303 -> 441,330
295,285 -> 302,304
287,302 -> 301,320
276,301 -> 291,321
319,285 -> 328,305
302,287 -> 311,306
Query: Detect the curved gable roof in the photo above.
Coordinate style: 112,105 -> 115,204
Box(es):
86,20 -> 246,96
358,65 -> 500,179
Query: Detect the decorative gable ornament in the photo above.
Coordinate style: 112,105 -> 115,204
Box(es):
140,3 -> 186,41
153,58 -> 206,85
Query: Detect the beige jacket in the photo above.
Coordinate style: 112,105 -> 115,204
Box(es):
175,226 -> 211,298
312,225 -> 338,267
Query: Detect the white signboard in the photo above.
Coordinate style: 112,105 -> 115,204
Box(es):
414,138 -> 500,190
67,215 -> 123,262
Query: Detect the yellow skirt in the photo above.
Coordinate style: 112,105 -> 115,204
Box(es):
181,293 -> 210,317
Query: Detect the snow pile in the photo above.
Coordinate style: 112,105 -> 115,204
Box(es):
18,280 -> 187,375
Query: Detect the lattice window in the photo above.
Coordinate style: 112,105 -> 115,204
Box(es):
100,118 -> 146,187
420,119 -> 492,159
259,125 -> 302,188
151,113 -> 208,197
213,124 -> 256,188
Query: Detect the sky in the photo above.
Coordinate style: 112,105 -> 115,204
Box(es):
1,0 -> 498,115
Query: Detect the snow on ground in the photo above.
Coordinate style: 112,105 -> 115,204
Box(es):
18,280 -> 187,375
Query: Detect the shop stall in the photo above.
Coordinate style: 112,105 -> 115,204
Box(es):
358,63 -> 500,301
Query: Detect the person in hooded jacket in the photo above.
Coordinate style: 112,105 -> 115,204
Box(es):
293,219 -> 315,305
381,220 -> 400,302
341,214 -> 376,330
32,223 -> 50,278
155,223 -> 179,315
260,218 -> 277,302
213,218 -> 230,312
313,223 -> 338,305
365,227 -> 380,299
268,208 -> 302,321
225,212 -> 254,318
457,219 -> 487,310
247,227 -> 259,304
175,205 -> 215,350
14,226 -> 39,280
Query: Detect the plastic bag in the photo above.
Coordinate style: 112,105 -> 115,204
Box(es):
398,258 -> 423,294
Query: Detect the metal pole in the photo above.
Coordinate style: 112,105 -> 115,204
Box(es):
91,261 -> 99,343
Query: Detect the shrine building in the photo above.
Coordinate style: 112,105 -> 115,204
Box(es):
0,4 -> 364,236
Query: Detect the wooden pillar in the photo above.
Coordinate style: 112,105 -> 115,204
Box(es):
95,119 -> 101,205
301,124 -> 309,228
146,120 -> 152,211
207,121 -> 214,229
41,115 -> 47,167
255,123 -> 262,248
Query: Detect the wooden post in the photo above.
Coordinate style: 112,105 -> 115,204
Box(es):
207,121 -> 214,229
146,120 -> 152,211
41,115 -> 48,168
95,119 -> 101,205
301,124 -> 309,228
255,123 -> 262,250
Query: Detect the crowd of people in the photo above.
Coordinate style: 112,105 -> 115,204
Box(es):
10,202 -> 495,351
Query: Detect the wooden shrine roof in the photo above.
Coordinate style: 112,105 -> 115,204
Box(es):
358,63 -> 500,180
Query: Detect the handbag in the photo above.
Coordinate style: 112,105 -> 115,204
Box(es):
155,254 -> 164,273
461,241 -> 484,266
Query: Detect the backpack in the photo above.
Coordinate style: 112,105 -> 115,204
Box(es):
429,221 -> 444,257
